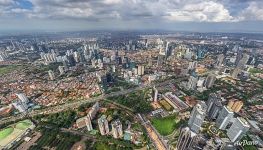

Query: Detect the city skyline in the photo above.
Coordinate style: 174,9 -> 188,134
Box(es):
0,0 -> 263,33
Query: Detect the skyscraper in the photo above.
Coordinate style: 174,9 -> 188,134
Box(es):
205,74 -> 216,89
188,101 -> 207,133
227,117 -> 250,142
176,127 -> 198,150
206,93 -> 221,115
216,106 -> 234,130
111,119 -> 123,139
98,115 -> 109,135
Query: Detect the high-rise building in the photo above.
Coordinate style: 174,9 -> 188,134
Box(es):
216,106 -> 234,130
205,74 -> 216,89
98,115 -> 109,135
232,101 -> 243,113
227,117 -> 250,142
12,101 -> 28,113
176,127 -> 198,150
111,119 -> 123,139
188,61 -> 198,70
15,93 -> 29,103
137,65 -> 145,76
215,54 -> 225,68
188,101 -> 207,133
58,66 -> 65,75
48,70 -> 55,80
76,115 -> 93,131
153,86 -> 158,102
207,93 -> 220,114
227,99 -> 243,113
187,76 -> 198,90
237,54 -> 249,69
88,102 -> 100,119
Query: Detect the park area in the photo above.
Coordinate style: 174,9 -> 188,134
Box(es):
151,114 -> 180,136
0,119 -> 34,149
0,65 -> 21,75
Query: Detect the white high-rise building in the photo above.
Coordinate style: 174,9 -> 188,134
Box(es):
176,127 -> 198,150
98,115 -> 109,135
216,106 -> 234,130
205,74 -> 216,89
153,86 -> 158,102
187,76 -> 198,90
88,102 -> 99,120
58,66 -> 65,75
188,101 -> 207,133
76,115 -> 93,131
16,93 -> 29,103
111,119 -> 123,139
227,117 -> 250,142
48,70 -> 55,80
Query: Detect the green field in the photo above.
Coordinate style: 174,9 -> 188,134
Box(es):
151,114 -> 179,136
0,127 -> 14,140
15,120 -> 32,130
0,65 -> 20,75
249,68 -> 263,74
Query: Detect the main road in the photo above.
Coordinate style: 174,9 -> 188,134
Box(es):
0,77 -> 186,125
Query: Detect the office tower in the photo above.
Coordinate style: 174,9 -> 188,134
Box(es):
188,101 -> 207,133
153,86 -> 158,102
216,54 -> 224,68
98,115 -> 109,135
176,127 -> 198,150
48,70 -> 55,80
76,115 -> 93,131
205,74 -> 216,89
88,102 -> 99,119
58,66 -> 65,75
216,106 -> 234,130
111,119 -> 123,139
227,117 -> 250,142
187,76 -> 198,90
15,93 -> 29,103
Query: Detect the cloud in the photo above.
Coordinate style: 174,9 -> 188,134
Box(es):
165,1 -> 234,22
1,0 -> 263,23
238,1 -> 263,21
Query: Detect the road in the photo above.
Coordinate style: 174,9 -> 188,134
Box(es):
0,77 -> 186,125
137,114 -> 169,150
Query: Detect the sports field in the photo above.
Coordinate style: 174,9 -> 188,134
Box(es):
151,114 -> 179,136
0,119 -> 34,149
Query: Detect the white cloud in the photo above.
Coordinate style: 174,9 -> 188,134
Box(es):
238,2 -> 263,21
1,0 -> 263,23
165,1 -> 234,22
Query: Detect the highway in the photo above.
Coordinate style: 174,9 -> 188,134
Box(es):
0,77 -> 185,126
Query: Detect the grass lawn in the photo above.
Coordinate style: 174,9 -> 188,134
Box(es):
151,114 -> 179,136
94,142 -> 111,150
0,127 -> 14,140
0,65 -> 20,75
249,68 -> 263,74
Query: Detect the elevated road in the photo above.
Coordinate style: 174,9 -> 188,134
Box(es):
0,77 -> 186,125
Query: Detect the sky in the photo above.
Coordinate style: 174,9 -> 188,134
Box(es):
0,0 -> 263,33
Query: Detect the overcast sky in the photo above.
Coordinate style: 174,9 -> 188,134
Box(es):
0,0 -> 263,33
